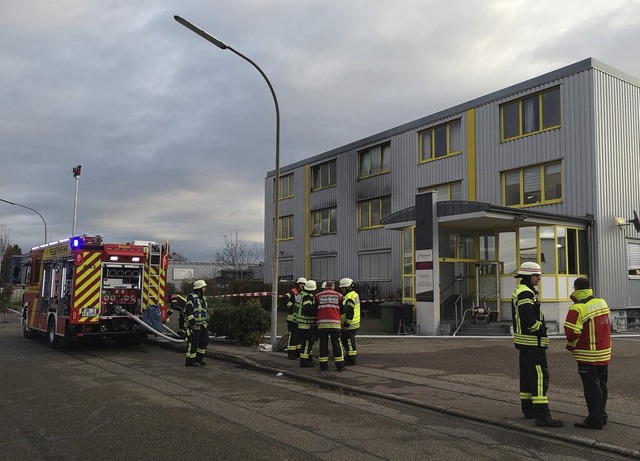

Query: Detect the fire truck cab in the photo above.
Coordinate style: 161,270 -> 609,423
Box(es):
21,234 -> 169,347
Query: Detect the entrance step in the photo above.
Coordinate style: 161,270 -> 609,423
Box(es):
454,323 -> 511,336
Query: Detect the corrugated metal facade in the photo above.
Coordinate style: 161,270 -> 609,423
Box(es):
265,58 -> 640,313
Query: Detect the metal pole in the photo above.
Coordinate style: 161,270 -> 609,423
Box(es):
0,198 -> 48,244
174,16 -> 281,348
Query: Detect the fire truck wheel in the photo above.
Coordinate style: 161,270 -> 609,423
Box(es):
47,317 -> 61,348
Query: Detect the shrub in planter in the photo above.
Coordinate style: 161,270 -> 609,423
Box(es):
208,298 -> 270,347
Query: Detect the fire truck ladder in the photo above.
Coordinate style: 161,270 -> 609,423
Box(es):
146,243 -> 163,308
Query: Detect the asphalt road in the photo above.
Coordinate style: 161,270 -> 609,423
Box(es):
0,313 -> 634,461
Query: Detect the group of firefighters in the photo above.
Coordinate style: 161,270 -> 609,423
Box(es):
168,276 -> 361,370
284,277 -> 360,371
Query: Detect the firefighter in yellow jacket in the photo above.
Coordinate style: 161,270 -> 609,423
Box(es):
283,277 -> 306,360
296,280 -> 317,368
564,277 -> 611,430
511,262 -> 563,427
339,277 -> 360,366
185,279 -> 209,367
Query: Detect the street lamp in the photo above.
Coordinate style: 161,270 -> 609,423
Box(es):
0,198 -> 48,244
174,15 -> 281,349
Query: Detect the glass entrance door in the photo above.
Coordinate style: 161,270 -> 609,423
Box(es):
475,262 -> 501,321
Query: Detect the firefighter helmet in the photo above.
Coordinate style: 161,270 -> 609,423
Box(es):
304,280 -> 317,291
515,262 -> 542,277
339,277 -> 353,288
296,277 -> 307,285
321,281 -> 327,289
193,279 -> 207,290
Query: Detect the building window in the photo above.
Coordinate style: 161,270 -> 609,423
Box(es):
310,256 -> 336,281
359,196 -> 391,229
419,180 -> 463,200
279,174 -> 293,199
311,207 -> 337,236
419,118 -> 462,162
311,159 -> 336,191
627,239 -> 640,278
501,86 -> 561,141
359,143 -> 391,178
278,215 -> 293,240
502,161 -> 562,207
402,227 -> 415,302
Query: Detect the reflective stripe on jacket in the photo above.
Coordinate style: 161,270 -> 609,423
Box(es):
511,284 -> 548,349
296,290 -> 317,330
284,287 -> 300,322
315,289 -> 343,329
186,291 -> 208,327
564,288 -> 611,365
341,290 -> 360,330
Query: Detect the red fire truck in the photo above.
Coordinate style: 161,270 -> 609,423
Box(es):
21,234 -> 169,346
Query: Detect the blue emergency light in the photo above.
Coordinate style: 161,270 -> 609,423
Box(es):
71,236 -> 82,248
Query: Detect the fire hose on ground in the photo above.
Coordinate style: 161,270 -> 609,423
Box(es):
115,306 -> 187,344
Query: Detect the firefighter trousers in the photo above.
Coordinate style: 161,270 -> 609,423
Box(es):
317,328 -> 344,370
518,348 -> 551,417
286,321 -> 299,358
298,326 -> 316,364
578,363 -> 608,425
186,326 -> 209,365
341,328 -> 358,365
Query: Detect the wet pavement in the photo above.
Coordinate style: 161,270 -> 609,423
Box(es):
152,332 -> 640,459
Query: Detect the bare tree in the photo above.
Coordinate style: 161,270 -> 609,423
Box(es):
216,232 -> 264,281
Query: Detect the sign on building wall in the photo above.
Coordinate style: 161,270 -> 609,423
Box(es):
173,268 -> 195,280
415,249 -> 433,295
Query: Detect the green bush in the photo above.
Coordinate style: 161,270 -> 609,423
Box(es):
208,298 -> 270,347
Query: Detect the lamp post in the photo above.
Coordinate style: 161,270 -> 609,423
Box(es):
0,198 -> 48,244
174,15 -> 281,349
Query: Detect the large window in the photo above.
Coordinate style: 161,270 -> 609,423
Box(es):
419,119 -> 462,162
278,215 -> 293,240
311,207 -> 336,236
311,159 -> 336,191
358,196 -> 391,229
402,227 -> 415,301
502,161 -> 562,207
501,86 -> 561,140
419,180 -> 463,200
359,143 -> 391,178
278,174 -> 293,199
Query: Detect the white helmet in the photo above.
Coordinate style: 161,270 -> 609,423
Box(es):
296,277 -> 307,284
516,262 -> 542,277
339,277 -> 353,288
321,282 -> 327,289
304,280 -> 317,291
193,279 -> 207,290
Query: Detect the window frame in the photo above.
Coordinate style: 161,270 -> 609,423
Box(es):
278,173 -> 294,199
358,196 -> 391,230
418,180 -> 463,200
358,142 -> 391,178
278,215 -> 294,240
311,159 -> 336,191
501,161 -> 563,207
310,207 -> 337,236
500,86 -> 561,141
418,118 -> 462,162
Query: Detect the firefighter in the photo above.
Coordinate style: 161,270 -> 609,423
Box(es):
511,262 -> 563,427
339,277 -> 360,366
296,279 -> 317,368
168,293 -> 187,338
564,277 -> 611,429
316,280 -> 345,371
283,277 -> 306,360
185,279 -> 209,367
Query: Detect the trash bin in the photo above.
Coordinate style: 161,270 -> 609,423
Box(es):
379,302 -> 414,333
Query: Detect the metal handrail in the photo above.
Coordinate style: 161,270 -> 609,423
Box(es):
453,309 -> 473,336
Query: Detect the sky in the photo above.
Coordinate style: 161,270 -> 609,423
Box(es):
1,0 -> 639,261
